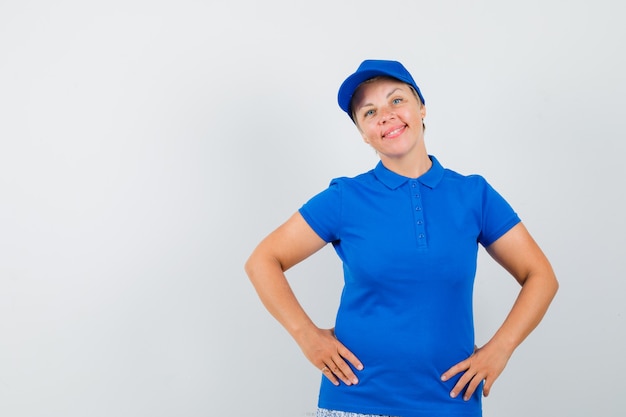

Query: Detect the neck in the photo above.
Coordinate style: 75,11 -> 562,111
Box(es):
380,148 -> 432,179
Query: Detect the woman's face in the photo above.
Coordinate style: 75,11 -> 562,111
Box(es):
351,77 -> 426,162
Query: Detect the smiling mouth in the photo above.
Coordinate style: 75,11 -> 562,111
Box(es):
383,125 -> 406,139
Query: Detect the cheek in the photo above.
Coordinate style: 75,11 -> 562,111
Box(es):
361,129 -> 378,145
356,124 -> 372,144
361,123 -> 379,139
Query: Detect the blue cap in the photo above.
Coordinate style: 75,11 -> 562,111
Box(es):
337,60 -> 425,119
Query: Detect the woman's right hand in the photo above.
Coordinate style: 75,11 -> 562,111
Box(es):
296,326 -> 363,386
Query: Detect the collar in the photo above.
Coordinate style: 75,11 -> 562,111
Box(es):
373,155 -> 445,190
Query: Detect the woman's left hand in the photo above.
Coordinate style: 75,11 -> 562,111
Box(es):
440,340 -> 512,401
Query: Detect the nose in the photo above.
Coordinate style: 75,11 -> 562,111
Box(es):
379,106 -> 395,123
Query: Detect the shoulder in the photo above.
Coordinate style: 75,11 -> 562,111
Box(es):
301,168 -> 376,209
436,164 -> 506,208
330,169 -> 376,186
426,155 -> 490,191
440,166 -> 491,191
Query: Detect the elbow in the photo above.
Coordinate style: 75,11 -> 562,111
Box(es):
244,253 -> 258,282
522,265 -> 559,302
244,249 -> 282,285
551,273 -> 560,297
244,254 -> 265,294
541,267 -> 559,303
547,260 -> 559,294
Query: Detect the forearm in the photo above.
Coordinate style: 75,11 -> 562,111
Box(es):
246,252 -> 363,386
442,266 -> 558,399
483,223 -> 559,354
245,212 -> 328,341
488,269 -> 559,354
245,253 -> 317,341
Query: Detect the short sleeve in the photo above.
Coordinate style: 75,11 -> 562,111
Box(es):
298,179 -> 343,243
477,177 -> 521,247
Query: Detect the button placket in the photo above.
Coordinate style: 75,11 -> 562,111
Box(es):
410,181 -> 427,248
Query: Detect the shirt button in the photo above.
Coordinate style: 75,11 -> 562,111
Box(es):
415,206 -> 422,211
417,220 -> 423,225
418,234 -> 425,239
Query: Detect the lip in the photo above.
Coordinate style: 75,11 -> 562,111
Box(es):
382,125 -> 406,139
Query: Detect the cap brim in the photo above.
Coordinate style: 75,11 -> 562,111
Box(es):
338,70 -> 421,117
338,69 -> 391,114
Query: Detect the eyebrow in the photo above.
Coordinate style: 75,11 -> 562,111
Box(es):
355,87 -> 405,112
386,87 -> 403,98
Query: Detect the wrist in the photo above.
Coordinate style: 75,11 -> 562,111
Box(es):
487,333 -> 518,357
289,320 -> 319,345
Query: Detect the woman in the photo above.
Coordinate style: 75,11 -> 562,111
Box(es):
245,59 -> 558,417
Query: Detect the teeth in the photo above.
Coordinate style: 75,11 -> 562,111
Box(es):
385,127 -> 403,137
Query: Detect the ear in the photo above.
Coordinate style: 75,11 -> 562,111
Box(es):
420,104 -> 427,119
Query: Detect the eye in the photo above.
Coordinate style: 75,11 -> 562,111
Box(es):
392,97 -> 404,105
364,109 -> 375,117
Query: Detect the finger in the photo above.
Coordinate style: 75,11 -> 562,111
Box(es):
321,364 -> 340,386
463,375 -> 484,401
483,378 -> 492,397
449,370 -> 474,399
337,344 -> 364,372
328,356 -> 358,386
441,358 -> 470,382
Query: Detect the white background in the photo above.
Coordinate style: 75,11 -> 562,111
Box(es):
1,1 -> 624,416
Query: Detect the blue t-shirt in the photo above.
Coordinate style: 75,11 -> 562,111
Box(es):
299,156 -> 520,417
